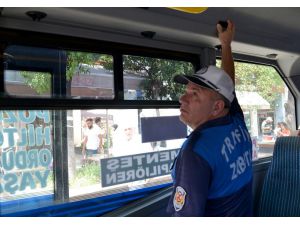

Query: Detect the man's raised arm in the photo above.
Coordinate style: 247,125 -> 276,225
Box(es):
217,20 -> 235,85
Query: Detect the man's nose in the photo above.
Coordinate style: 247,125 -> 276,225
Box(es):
179,92 -> 188,104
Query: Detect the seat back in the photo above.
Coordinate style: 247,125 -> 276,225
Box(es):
258,136 -> 300,216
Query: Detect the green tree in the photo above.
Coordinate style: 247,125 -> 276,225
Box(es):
22,71 -> 51,95
102,55 -> 194,100
216,60 -> 285,109
66,51 -> 99,81
235,62 -> 284,109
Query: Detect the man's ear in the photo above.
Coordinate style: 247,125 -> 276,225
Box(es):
212,100 -> 226,116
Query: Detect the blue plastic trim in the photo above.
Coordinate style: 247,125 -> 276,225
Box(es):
1,182 -> 172,217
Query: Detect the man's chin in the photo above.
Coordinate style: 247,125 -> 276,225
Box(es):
179,115 -> 188,125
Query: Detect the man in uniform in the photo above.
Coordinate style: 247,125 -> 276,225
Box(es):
167,20 -> 253,216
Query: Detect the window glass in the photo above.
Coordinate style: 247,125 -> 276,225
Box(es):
5,71 -> 51,97
69,52 -> 114,99
4,45 -> 57,97
123,55 -> 194,100
217,60 -> 296,160
0,110 -> 54,215
4,46 -> 114,99
68,108 -> 186,197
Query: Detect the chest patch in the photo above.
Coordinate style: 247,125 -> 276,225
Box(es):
173,186 -> 187,211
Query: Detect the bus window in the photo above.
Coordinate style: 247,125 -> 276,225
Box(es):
68,108 -> 186,197
5,71 -> 51,97
68,52 -> 114,99
4,45 -> 54,97
4,45 -> 114,99
217,60 -> 296,160
123,55 -> 194,100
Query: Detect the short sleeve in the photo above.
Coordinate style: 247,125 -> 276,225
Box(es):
230,93 -> 244,119
167,149 -> 211,216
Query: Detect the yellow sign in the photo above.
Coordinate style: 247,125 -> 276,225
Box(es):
169,7 -> 208,14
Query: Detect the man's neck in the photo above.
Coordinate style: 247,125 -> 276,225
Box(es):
191,108 -> 230,130
208,108 -> 229,122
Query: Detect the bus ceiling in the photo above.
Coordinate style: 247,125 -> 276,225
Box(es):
1,8 -> 300,76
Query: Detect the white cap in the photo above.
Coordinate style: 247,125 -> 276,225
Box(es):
174,65 -> 234,103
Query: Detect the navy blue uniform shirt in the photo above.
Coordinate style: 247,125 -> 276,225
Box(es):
167,95 -> 253,216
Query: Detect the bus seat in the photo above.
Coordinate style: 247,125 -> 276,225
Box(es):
258,136 -> 300,216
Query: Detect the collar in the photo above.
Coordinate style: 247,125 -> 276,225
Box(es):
187,113 -> 232,138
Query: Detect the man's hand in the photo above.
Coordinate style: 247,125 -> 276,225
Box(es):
217,20 -> 235,47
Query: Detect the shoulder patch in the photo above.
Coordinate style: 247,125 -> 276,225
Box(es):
173,186 -> 187,211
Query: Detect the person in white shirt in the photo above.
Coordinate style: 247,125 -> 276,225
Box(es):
82,118 -> 102,163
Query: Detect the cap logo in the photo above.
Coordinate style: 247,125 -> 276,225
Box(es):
173,186 -> 187,211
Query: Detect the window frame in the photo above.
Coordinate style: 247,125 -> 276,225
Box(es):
0,28 -> 200,110
0,28 -> 199,206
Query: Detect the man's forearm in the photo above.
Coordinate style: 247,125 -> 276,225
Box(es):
221,44 -> 235,85
217,20 -> 235,85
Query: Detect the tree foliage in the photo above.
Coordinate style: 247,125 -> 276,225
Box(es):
216,60 -> 285,109
102,55 -> 194,100
22,71 -> 51,95
66,51 -> 98,81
